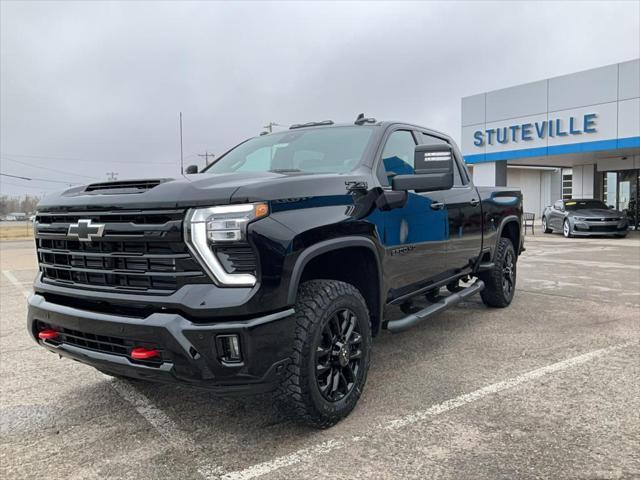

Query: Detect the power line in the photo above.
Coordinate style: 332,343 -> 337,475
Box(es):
197,151 -> 215,165
0,179 -> 61,191
1,157 -> 100,180
1,172 -> 80,185
1,172 -> 31,181
1,153 -> 177,166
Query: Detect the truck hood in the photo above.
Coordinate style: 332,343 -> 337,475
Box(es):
37,171 -> 369,212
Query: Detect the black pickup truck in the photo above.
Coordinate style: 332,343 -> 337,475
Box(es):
28,116 -> 523,428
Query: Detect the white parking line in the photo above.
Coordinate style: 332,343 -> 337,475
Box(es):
524,258 -> 640,270
5,265 -> 635,479
2,269 -> 31,298
222,341 -> 636,480
1,268 -> 224,478
108,377 -> 226,478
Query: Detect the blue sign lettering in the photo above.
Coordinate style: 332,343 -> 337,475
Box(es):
472,113 -> 597,148
584,113 -> 597,133
473,130 -> 484,146
496,127 -> 508,144
486,128 -> 495,145
569,117 -> 581,135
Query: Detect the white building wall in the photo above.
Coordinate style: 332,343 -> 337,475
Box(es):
472,162 -> 497,186
461,59 -> 640,162
506,168 -> 552,217
571,164 -> 595,199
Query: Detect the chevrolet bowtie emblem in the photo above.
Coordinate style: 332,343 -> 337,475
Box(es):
68,219 -> 105,242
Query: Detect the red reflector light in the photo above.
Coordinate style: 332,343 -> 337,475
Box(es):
131,347 -> 159,360
38,329 -> 59,340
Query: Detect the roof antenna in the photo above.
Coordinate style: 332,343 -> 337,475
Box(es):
355,113 -> 376,125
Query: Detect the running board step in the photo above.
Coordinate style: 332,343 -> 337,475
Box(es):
386,280 -> 485,334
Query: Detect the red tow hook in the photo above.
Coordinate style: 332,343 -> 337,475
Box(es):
38,329 -> 59,340
131,347 -> 159,360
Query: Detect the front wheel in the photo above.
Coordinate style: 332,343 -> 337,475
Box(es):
563,219 -> 573,238
478,237 -> 516,308
542,216 -> 552,234
275,279 -> 371,428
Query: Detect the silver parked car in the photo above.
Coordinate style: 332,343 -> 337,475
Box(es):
542,199 -> 628,238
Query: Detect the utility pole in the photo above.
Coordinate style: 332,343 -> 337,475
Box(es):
197,151 -> 215,166
106,172 -> 118,181
179,112 -> 184,175
263,122 -> 286,134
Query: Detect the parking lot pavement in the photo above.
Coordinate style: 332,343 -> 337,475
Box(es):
1,235 -> 639,480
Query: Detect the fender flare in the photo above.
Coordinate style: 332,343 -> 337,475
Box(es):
286,236 -> 383,308
494,215 -> 522,258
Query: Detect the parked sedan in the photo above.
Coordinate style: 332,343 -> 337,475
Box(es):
542,199 -> 628,238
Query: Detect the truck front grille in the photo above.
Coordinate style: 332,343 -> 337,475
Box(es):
35,209 -> 211,294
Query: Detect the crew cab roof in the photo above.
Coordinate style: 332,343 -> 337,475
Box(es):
261,120 -> 454,144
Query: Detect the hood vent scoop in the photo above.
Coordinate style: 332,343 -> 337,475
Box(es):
84,179 -> 167,194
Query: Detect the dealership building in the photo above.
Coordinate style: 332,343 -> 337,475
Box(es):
461,58 -> 640,228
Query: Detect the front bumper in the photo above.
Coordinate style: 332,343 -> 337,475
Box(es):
572,220 -> 628,236
27,294 -> 295,394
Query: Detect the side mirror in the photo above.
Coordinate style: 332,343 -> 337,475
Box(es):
376,190 -> 408,211
185,165 -> 198,174
392,144 -> 454,192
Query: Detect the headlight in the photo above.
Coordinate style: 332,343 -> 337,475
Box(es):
574,217 -> 585,221
185,203 -> 268,286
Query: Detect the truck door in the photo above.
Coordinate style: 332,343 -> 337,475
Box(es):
376,129 -> 448,292
439,145 -> 483,274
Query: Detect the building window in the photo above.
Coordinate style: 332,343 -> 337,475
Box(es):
562,168 -> 573,199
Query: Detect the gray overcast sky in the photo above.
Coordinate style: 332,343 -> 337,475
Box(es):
1,0 -> 639,197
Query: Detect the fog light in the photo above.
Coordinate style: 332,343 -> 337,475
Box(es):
217,334 -> 242,363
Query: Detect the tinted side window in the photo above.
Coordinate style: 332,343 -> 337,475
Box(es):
380,130 -> 417,185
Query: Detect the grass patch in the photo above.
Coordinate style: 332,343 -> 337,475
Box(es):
0,222 -> 34,241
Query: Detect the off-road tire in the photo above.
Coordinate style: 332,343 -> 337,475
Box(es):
542,216 -> 552,234
478,237 -> 516,308
275,279 -> 371,428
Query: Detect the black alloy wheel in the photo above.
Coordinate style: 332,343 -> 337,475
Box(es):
479,237 -> 516,308
276,279 -> 371,428
315,308 -> 363,402
502,248 -> 515,299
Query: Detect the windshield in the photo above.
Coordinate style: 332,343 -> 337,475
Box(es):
565,199 -> 609,211
203,126 -> 374,175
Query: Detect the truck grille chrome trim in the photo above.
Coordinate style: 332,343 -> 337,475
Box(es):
34,209 -> 211,294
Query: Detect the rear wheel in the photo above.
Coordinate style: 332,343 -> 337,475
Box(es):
542,216 -> 552,234
275,279 -> 371,428
478,237 -> 516,308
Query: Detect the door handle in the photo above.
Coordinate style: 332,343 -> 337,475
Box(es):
469,198 -> 480,207
430,201 -> 445,210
